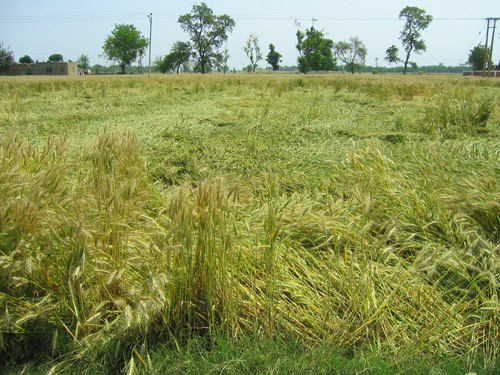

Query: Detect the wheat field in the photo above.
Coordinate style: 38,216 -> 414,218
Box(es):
1,73 -> 500,373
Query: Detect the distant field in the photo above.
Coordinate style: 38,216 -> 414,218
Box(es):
1,73 -> 500,374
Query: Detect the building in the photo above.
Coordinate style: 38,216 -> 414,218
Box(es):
463,71 -> 500,78
6,62 -> 78,76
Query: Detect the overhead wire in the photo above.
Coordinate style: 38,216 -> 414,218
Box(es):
457,22 -> 487,64
0,13 -> 487,24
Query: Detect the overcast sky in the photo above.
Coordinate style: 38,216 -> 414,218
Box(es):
1,0 -> 499,70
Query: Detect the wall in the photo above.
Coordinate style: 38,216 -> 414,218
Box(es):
6,62 -> 78,76
463,71 -> 500,77
32,62 -> 78,76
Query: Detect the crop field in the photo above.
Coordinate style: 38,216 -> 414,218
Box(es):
1,73 -> 500,374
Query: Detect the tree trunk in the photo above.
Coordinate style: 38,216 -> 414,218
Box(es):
201,59 -> 206,74
403,46 -> 413,74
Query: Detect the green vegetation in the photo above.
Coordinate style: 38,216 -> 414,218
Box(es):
157,41 -> 192,74
0,73 -> 500,374
0,43 -> 15,74
266,44 -> 282,71
19,55 -> 34,64
468,44 -> 492,71
244,33 -> 263,72
48,53 -> 64,62
102,24 -> 148,73
334,36 -> 367,74
386,6 -> 433,74
296,26 -> 337,73
77,54 -> 90,72
178,2 -> 235,74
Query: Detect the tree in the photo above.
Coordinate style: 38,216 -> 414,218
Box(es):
170,41 -> 192,74
77,54 -> 90,72
214,48 -> 230,73
156,55 -> 174,74
48,54 -> 64,62
398,6 -> 433,74
296,26 -> 336,73
0,43 -> 14,74
385,45 -> 401,65
19,55 -> 34,64
178,3 -> 235,74
266,43 -> 282,71
158,41 -> 192,74
92,64 -> 104,74
243,33 -> 262,72
467,45 -> 491,71
334,36 -> 367,74
102,24 -> 148,73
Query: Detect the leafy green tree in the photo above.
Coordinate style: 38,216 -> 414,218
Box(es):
243,33 -> 262,72
296,26 -> 336,73
178,3 -> 235,74
92,64 -> 104,74
398,6 -> 433,74
266,43 -> 282,71
467,44 -> 491,71
77,54 -> 90,72
214,48 -> 230,73
158,41 -> 192,74
385,45 -> 401,65
156,55 -> 174,74
170,41 -> 192,74
0,43 -> 14,74
102,24 -> 148,73
334,36 -> 367,74
48,54 -> 64,62
19,55 -> 34,64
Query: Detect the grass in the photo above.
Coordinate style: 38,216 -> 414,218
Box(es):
5,336 -> 498,375
0,73 -> 500,373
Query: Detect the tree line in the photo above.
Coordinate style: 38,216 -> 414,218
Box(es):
1,3 -> 498,75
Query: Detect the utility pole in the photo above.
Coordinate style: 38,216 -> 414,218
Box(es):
487,18 -> 498,77
483,17 -> 499,77
148,13 -> 152,77
482,18 -> 490,77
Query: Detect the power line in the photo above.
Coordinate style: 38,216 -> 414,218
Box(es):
0,13 -> 487,23
458,23 -> 487,64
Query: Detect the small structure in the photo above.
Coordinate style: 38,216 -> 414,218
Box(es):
463,71 -> 500,78
6,63 -> 31,75
6,62 -> 78,76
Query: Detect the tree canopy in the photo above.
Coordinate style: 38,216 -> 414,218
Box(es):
467,45 -> 491,71
334,36 -> 367,74
243,33 -> 262,72
214,48 -> 230,73
178,3 -> 235,74
19,55 -> 34,64
296,26 -> 336,73
158,41 -> 192,74
385,45 -> 401,65
0,43 -> 14,74
102,24 -> 148,73
48,54 -> 64,62
266,44 -> 282,71
398,6 -> 433,74
77,54 -> 90,71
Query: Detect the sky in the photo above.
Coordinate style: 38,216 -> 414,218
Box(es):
1,0 -> 499,70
